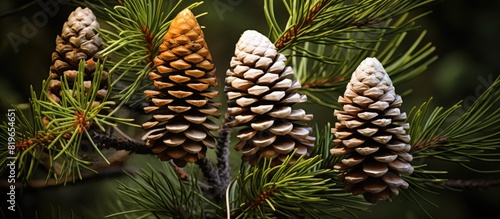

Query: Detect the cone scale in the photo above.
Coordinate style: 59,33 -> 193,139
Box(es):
48,7 -> 107,105
141,9 -> 220,167
331,57 -> 413,203
225,30 -> 315,166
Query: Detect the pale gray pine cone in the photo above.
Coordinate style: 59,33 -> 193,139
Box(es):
48,7 -> 107,105
331,57 -> 413,203
141,9 -> 220,167
225,30 -> 315,166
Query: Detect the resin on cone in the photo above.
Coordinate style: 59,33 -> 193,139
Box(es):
331,57 -> 413,203
225,30 -> 315,166
141,9 -> 220,167
48,7 -> 108,106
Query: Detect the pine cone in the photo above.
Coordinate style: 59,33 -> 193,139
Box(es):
225,30 -> 315,166
330,57 -> 413,203
141,9 -> 220,167
48,7 -> 107,105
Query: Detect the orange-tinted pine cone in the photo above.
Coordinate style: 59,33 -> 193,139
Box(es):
141,9 -> 220,167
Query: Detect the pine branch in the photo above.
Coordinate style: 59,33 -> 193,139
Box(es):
400,76 -> 500,215
167,160 -> 211,192
444,179 -> 500,190
90,130 -> 153,154
411,75 -> 500,163
93,0 -> 204,106
196,157 -> 222,197
0,160 -> 133,189
39,61 -> 136,182
407,97 -> 459,153
268,0 -> 436,51
216,113 -> 233,196
230,188 -> 278,219
168,160 -> 190,180
6,1 -> 500,219
292,27 -> 437,109
0,60 -> 139,185
228,154 -> 367,219
412,135 -> 449,152
107,163 -> 211,219
274,0 -> 327,50
192,114 -> 233,200
266,0 -> 437,109
273,0 -> 400,50
91,130 -> 215,193
0,102 -> 43,183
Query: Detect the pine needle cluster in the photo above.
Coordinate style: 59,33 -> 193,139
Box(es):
1,0 -> 499,218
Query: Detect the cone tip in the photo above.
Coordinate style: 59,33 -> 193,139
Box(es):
236,30 -> 275,53
73,6 -> 95,15
164,8 -> 202,39
240,30 -> 270,43
355,57 -> 388,77
178,8 -> 195,18
361,57 -> 382,68
242,30 -> 262,36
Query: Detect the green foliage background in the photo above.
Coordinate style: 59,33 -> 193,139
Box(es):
0,0 -> 499,218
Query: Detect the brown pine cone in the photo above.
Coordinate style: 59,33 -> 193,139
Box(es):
141,9 -> 220,167
225,30 -> 315,166
331,57 -> 413,203
48,7 -> 107,106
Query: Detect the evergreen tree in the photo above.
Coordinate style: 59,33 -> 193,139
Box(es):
1,0 -> 499,218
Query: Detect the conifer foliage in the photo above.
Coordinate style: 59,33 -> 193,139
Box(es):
1,0 -> 500,218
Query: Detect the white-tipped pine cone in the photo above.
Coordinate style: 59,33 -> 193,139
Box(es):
331,57 -> 413,203
225,30 -> 315,166
48,7 -> 107,105
141,9 -> 220,167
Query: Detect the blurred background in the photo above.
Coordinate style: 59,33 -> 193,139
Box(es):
1,0 -> 499,218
